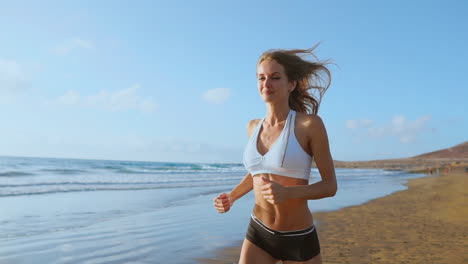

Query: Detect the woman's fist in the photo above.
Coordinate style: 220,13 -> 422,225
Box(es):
213,193 -> 233,213
260,176 -> 289,204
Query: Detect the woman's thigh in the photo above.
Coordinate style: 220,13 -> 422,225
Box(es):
239,239 -> 280,264
283,253 -> 323,264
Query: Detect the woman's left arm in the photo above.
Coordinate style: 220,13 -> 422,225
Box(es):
261,115 -> 337,204
288,114 -> 337,200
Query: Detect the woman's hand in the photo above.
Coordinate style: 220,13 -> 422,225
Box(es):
213,193 -> 233,213
260,176 -> 290,204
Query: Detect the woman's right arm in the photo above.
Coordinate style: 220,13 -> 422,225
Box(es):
229,172 -> 253,203
213,119 -> 258,213
214,172 -> 253,213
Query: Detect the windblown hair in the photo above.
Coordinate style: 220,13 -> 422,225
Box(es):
257,43 -> 332,114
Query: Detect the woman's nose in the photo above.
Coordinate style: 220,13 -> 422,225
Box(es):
264,78 -> 272,87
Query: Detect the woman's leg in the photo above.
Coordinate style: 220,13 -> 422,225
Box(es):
283,253 -> 323,264
239,239 -> 280,264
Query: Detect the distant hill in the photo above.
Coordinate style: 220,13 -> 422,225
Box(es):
333,141 -> 468,171
410,141 -> 468,159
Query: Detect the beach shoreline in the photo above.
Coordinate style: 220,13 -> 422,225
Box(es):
197,165 -> 468,264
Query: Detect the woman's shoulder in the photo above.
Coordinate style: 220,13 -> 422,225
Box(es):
295,112 -> 329,142
295,112 -> 325,129
246,118 -> 262,137
247,118 -> 262,127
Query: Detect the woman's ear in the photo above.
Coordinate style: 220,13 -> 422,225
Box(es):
289,80 -> 297,92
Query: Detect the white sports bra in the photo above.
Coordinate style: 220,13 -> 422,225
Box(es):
243,110 -> 313,180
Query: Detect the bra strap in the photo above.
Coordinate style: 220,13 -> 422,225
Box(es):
280,110 -> 293,166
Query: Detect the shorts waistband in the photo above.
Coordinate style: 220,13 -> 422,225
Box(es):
250,214 -> 315,236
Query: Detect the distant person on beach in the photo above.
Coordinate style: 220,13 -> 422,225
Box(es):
213,44 -> 337,264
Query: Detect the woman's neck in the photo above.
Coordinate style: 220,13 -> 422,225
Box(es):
264,104 -> 290,126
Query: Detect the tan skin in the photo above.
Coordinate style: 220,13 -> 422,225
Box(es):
213,59 -> 337,264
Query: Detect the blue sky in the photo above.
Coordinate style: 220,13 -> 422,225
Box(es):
1,0 -> 466,163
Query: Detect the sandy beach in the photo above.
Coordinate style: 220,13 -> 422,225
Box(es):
198,166 -> 468,264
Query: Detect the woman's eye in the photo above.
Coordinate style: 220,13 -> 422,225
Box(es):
258,77 -> 280,80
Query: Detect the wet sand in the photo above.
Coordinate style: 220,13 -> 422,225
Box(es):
197,166 -> 468,263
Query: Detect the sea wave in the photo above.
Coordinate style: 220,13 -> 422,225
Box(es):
0,180 -> 237,197
0,171 -> 35,177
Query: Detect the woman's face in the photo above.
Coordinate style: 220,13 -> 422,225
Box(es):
257,59 -> 295,103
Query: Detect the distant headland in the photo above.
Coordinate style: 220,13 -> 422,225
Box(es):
331,141 -> 468,172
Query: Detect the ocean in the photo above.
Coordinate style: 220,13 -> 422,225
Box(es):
0,156 -> 426,263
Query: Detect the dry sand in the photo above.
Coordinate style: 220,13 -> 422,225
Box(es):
198,166 -> 468,264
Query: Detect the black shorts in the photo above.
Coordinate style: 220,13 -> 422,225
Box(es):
245,214 -> 321,261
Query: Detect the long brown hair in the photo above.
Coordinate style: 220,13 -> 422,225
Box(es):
257,43 -> 332,114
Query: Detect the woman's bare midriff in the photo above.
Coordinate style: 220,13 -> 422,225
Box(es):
252,173 -> 313,231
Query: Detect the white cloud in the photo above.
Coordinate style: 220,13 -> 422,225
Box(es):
140,98 -> 157,113
202,88 -> 231,104
0,59 -> 29,92
346,115 -> 432,143
389,115 -> 431,143
53,37 -> 95,55
57,90 -> 80,105
145,139 -> 241,162
55,83 -> 156,113
345,118 -> 373,129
